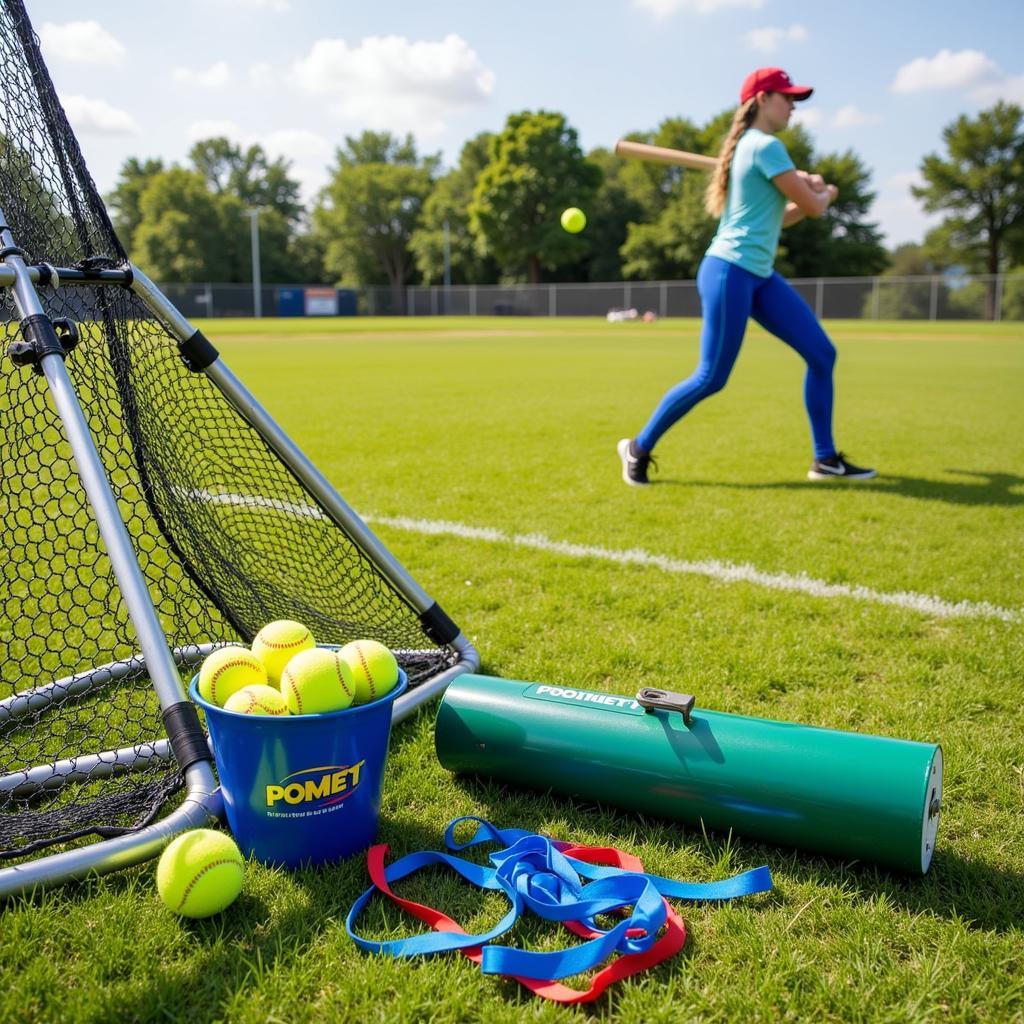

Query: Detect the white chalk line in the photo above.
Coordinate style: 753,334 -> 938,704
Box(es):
172,490 -> 1020,623
366,515 -> 1021,625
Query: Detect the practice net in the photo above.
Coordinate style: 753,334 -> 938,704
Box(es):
0,0 -> 459,861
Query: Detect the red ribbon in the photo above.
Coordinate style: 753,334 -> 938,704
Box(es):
365,842 -> 686,1004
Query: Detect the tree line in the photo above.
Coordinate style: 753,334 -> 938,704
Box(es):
105,102 -> 1024,317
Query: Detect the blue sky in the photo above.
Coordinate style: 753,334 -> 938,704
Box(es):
25,0 -> 1024,247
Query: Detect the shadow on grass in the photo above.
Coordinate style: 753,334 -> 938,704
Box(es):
444,776 -> 1024,935
778,847 -> 1024,934
46,811 -> 476,1021
653,469 -> 1024,507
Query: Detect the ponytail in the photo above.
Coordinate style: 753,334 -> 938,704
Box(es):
704,97 -> 758,219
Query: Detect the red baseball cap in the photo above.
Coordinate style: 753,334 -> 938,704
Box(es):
740,67 -> 813,104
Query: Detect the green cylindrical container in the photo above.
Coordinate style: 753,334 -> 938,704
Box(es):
434,675 -> 943,874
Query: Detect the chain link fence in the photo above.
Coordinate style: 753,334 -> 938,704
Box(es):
159,274 -> 1024,321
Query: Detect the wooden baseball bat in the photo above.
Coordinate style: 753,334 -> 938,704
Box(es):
614,139 -> 718,172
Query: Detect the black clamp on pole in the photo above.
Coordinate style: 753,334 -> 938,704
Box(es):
636,687 -> 696,725
8,315 -> 80,373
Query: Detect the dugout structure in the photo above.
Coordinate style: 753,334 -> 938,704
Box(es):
0,0 -> 478,897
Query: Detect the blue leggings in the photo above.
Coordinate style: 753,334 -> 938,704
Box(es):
636,256 -> 837,460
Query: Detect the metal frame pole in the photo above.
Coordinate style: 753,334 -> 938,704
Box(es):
127,266 -> 479,720
1,224 -> 200,718
0,214 -> 218,897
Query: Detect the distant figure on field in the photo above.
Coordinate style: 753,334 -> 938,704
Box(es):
618,67 -> 876,486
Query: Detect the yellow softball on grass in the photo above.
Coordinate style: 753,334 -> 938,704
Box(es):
156,828 -> 244,918
224,683 -> 289,716
339,639 -> 399,704
197,646 -> 268,707
280,647 -> 355,715
251,619 -> 315,685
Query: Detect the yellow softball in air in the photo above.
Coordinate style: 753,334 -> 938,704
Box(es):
339,639 -> 400,705
560,207 -> 586,234
280,647 -> 355,716
197,646 -> 268,707
224,683 -> 289,716
251,619 -> 315,685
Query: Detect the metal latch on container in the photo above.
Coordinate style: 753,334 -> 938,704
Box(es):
636,688 -> 695,725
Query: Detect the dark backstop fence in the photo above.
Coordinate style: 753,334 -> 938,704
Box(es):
159,274 -> 1024,321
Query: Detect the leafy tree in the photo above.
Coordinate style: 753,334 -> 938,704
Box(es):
913,101 -> 1024,316
106,156 -> 165,252
109,143 -> 313,281
0,135 -> 76,257
410,132 -> 498,285
618,118 -> 706,218
189,137 -> 303,225
612,118 -> 715,281
568,147 -> 645,281
581,119 -> 706,282
620,172 -> 715,280
338,132 -> 423,166
470,111 -> 602,283
778,150 -> 887,278
312,132 -> 439,308
133,168 -> 244,282
288,230 -> 329,283
244,206 -> 303,284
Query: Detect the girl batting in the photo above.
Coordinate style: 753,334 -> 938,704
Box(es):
619,67 -> 875,485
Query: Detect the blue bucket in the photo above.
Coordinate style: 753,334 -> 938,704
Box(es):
190,667 -> 407,868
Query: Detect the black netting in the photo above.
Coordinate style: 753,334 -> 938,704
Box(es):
0,0 -> 457,860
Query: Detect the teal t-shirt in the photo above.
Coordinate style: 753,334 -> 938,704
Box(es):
705,128 -> 794,278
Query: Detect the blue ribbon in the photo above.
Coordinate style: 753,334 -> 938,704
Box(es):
346,817 -> 772,982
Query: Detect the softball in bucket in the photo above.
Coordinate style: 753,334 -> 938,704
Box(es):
339,639 -> 400,704
191,661 -> 408,868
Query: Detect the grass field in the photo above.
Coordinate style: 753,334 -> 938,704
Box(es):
3,316 -> 1023,1023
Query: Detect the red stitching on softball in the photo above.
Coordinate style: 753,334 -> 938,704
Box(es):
356,643 -> 376,700
258,631 -> 311,650
284,670 -> 303,714
256,697 -> 287,715
241,691 -> 286,715
209,657 -> 256,704
175,856 -> 243,912
333,654 -> 353,701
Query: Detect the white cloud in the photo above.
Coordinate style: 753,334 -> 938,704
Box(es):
293,34 -> 495,135
890,49 -> 1024,106
256,129 -> 334,201
39,20 -> 125,65
971,73 -> 1024,105
62,95 -> 137,135
633,0 -> 763,17
832,104 -> 882,128
186,120 -> 243,143
744,24 -> 808,54
173,61 -> 231,88
890,49 -> 998,93
181,123 -> 333,201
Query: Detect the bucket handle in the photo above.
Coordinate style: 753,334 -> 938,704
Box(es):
636,688 -> 695,725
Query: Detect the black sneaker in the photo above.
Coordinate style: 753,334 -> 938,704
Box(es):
618,438 -> 657,486
807,452 -> 877,481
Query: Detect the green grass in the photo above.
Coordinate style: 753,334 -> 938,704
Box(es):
3,316 -> 1022,1023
